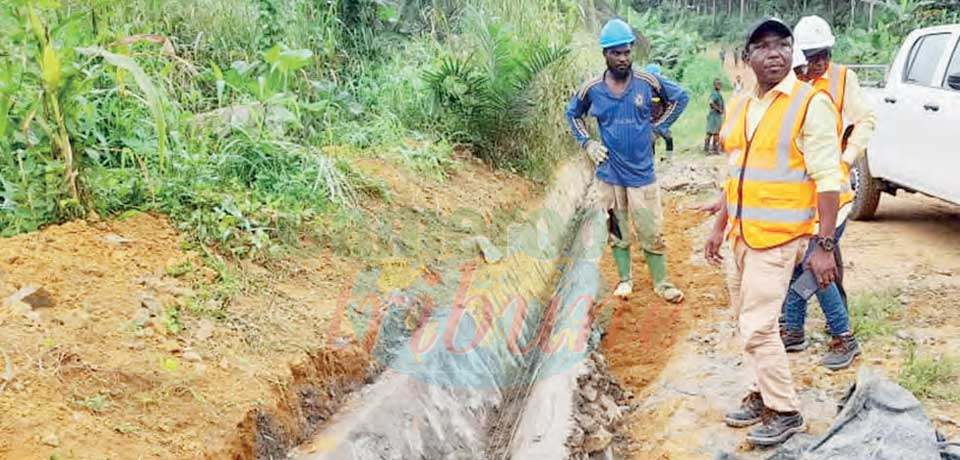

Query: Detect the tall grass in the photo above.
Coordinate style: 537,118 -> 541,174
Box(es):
79,0 -> 262,62
0,0 -> 598,254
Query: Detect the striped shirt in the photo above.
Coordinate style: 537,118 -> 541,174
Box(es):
566,70 -> 688,187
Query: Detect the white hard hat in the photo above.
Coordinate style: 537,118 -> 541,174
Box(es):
794,15 -> 835,51
792,45 -> 807,69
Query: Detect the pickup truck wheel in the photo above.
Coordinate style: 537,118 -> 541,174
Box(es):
849,154 -> 881,221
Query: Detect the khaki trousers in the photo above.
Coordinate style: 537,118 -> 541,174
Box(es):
726,235 -> 808,412
595,181 -> 666,254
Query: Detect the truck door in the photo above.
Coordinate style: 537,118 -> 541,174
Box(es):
873,31 -> 954,191
926,36 -> 960,205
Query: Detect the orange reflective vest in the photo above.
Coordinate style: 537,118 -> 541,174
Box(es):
811,63 -> 854,207
815,63 -> 848,114
719,81 -> 820,249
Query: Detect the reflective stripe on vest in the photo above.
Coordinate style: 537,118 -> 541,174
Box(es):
720,97 -> 749,144
816,63 -> 847,116
724,81 -> 820,249
730,84 -> 814,185
727,204 -> 817,223
816,64 -> 854,208
829,65 -> 841,102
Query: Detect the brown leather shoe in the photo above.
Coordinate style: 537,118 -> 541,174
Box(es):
746,408 -> 806,446
724,392 -> 764,428
822,332 -> 861,370
780,328 -> 808,352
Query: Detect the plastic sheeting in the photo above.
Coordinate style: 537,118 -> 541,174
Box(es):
761,368 -> 958,460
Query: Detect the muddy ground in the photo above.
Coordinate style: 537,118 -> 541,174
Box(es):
1,144 -> 958,460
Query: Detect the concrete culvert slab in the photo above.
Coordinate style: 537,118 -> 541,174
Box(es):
290,159 -> 622,460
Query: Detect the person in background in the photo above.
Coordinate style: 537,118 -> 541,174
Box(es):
566,19 -> 689,303
704,17 -> 842,447
792,45 -> 808,78
705,78 -> 724,154
720,47 -> 726,65
646,63 -> 675,161
733,75 -> 744,93
777,15 -> 877,370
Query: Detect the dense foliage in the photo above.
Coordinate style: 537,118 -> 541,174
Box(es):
630,0 -> 960,63
3,0 -> 953,256
0,0 -> 594,256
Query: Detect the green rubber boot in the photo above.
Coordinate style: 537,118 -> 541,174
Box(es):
613,247 -> 632,282
645,250 -> 684,303
612,247 -> 633,298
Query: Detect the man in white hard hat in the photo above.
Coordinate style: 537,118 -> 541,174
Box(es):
780,15 -> 876,371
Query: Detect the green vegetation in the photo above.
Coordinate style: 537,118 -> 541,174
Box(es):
631,0 -> 960,64
0,0 -> 594,257
848,290 -> 902,339
165,260 -> 194,277
5,0 -> 951,257
899,344 -> 960,401
628,10 -> 727,152
74,393 -> 109,412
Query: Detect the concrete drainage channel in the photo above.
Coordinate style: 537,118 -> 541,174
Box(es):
288,159 -> 636,460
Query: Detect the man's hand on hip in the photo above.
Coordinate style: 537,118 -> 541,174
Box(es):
585,140 -> 608,165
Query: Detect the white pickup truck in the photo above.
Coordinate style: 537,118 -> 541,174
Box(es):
850,24 -> 960,220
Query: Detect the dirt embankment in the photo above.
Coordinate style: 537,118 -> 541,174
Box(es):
4,143 -> 956,460
0,154 -> 535,460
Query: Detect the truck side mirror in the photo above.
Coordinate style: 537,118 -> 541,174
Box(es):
948,73 -> 960,91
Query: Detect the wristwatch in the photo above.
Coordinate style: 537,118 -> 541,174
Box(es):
814,236 -> 836,252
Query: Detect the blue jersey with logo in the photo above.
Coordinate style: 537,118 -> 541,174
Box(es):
566,70 -> 688,187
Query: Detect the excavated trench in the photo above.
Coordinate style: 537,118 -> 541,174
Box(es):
285,159 -> 635,460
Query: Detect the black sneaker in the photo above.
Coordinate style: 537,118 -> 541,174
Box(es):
746,409 -> 806,446
780,328 -> 808,352
724,392 -> 764,428
821,333 -> 861,371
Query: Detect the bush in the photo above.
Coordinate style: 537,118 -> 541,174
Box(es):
423,17 -> 571,174
1,0 -> 601,251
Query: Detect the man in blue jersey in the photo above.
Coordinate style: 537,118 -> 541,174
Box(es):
566,19 -> 689,303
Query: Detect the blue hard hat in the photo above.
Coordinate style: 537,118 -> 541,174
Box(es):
600,19 -> 636,49
645,63 -> 661,75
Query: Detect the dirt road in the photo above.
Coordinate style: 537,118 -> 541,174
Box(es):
844,192 -> 960,292
608,153 -> 960,458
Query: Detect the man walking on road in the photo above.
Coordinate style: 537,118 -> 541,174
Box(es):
778,15 -> 878,370
567,18 -> 689,303
704,17 -> 843,447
